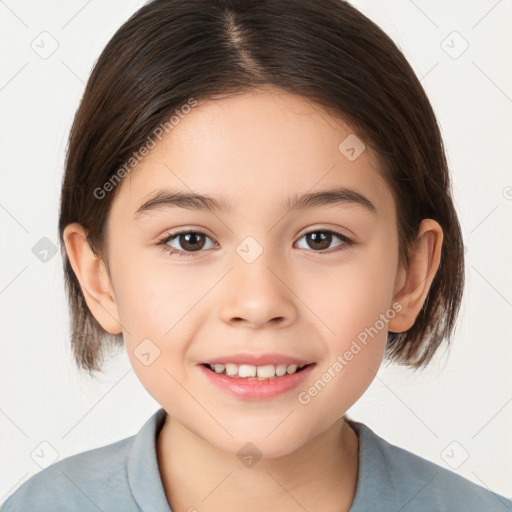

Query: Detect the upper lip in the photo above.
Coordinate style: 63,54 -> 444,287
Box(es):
199,353 -> 314,367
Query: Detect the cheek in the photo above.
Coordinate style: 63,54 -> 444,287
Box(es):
293,236 -> 398,410
111,244 -> 210,339
294,272 -> 392,429
108,247 -> 211,398
113,257 -> 202,412
295,238 -> 398,344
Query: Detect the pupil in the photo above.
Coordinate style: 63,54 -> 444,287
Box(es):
309,231 -> 331,250
181,233 -> 204,251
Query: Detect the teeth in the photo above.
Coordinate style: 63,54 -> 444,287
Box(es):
257,365 -> 275,378
207,362 -> 306,379
287,364 -> 298,374
213,364 -> 225,374
275,364 -> 287,376
239,364 -> 256,378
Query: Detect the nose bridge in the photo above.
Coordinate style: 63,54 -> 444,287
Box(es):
218,234 -> 297,328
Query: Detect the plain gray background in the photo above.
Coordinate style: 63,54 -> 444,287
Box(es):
1,0 -> 511,503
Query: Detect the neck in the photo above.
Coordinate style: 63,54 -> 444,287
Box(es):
156,414 -> 359,512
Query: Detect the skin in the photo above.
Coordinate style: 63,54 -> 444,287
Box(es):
63,87 -> 443,512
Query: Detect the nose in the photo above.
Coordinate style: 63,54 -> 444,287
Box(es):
218,252 -> 298,329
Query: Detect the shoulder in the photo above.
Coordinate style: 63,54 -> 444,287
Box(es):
348,419 -> 512,512
1,435 -> 139,512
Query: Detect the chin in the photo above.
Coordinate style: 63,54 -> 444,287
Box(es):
209,420 -> 314,460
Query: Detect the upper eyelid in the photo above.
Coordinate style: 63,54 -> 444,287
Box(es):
160,227 -> 353,245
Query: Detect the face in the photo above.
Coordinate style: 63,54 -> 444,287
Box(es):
103,88 -> 403,457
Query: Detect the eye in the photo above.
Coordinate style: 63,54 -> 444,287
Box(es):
157,230 -> 216,258
295,229 -> 353,254
157,228 -> 354,258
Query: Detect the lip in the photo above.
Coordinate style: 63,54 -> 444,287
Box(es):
198,362 -> 316,400
198,352 -> 314,367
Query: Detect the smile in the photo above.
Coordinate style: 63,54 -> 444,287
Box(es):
198,362 -> 316,400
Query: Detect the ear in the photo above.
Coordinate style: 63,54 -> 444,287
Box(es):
388,219 -> 443,333
62,223 -> 123,335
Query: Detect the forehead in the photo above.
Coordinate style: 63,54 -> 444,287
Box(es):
112,88 -> 394,219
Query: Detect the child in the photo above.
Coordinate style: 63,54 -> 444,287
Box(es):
3,0 -> 510,510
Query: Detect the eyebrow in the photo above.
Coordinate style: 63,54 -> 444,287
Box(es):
133,185 -> 377,219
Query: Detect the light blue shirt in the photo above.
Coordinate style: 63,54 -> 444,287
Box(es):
2,408 -> 511,511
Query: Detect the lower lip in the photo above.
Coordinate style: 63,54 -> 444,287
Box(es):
198,364 -> 315,400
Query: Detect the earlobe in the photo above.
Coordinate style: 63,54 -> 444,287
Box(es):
62,223 -> 123,335
388,219 -> 443,333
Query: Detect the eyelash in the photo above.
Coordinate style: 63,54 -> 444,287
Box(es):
156,228 -> 354,258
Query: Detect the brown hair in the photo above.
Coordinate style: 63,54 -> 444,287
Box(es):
58,0 -> 464,376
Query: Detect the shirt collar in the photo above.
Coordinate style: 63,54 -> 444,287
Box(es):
127,408 -> 171,511
346,418 -> 397,510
